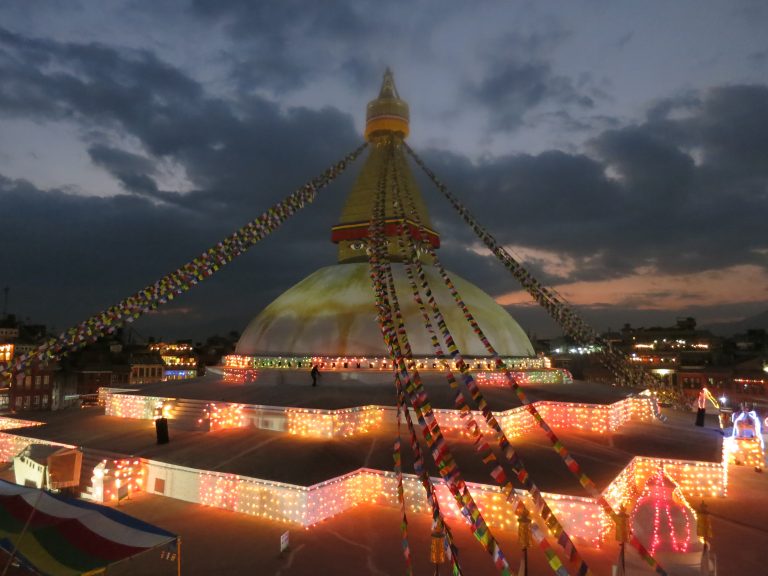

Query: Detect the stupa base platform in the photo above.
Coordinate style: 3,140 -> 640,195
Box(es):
0,399 -> 727,550
113,370 -> 629,411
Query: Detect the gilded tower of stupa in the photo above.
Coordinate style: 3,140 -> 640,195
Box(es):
331,69 -> 440,265
235,70 -> 534,358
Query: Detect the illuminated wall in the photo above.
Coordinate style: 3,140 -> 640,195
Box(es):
0,344 -> 13,363
100,387 -> 654,440
90,458 -> 147,503
0,433 -> 73,462
0,417 -> 43,431
0,425 -> 728,546
287,406 -> 385,438
103,390 -> 171,420
434,396 -> 655,438
182,457 -> 722,545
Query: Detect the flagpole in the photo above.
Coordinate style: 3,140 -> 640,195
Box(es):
516,507 -> 531,576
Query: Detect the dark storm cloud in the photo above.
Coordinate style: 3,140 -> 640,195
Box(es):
0,25 -> 361,217
0,26 -> 363,337
2,23 -> 766,339
411,83 -> 767,298
467,59 -> 594,131
188,0 -> 391,94
87,144 -> 174,202
0,170 -> 351,339
464,28 -> 596,133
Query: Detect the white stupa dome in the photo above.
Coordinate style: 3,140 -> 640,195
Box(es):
236,262 -> 534,357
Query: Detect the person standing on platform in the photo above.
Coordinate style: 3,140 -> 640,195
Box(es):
311,364 -> 320,387
695,387 -> 708,426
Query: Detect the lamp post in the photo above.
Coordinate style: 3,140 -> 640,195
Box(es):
517,507 -> 532,576
697,500 -> 713,576
614,504 -> 630,576
430,518 -> 446,576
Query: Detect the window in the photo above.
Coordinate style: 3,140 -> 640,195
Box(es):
24,376 -> 32,389
33,395 -> 39,407
42,395 -> 49,407
23,396 -> 30,409
43,375 -> 50,386
35,375 -> 41,389
15,396 -> 22,409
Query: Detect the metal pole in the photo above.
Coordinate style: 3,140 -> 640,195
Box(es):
619,542 -> 625,575
523,547 -> 528,576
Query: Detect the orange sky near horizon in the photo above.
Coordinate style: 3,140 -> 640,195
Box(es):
494,264 -> 768,310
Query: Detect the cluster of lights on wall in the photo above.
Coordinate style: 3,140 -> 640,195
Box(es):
630,354 -> 678,364
473,370 -> 570,386
205,403 -> 247,431
633,340 -> 709,351
0,344 -> 13,363
733,377 -> 768,386
0,417 -> 42,431
434,397 -> 654,439
103,391 -> 171,421
0,432 -> 71,462
551,345 -> 602,355
148,342 -> 197,369
90,458 -> 146,503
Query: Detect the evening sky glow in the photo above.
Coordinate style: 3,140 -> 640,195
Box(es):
1,1 -> 766,339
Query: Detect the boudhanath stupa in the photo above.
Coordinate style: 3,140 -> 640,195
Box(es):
230,69 -> 545,373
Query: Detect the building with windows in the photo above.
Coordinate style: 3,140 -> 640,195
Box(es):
1,316 -> 58,412
148,342 -> 198,380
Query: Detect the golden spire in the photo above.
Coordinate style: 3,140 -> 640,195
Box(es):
331,69 -> 439,264
364,68 -> 410,141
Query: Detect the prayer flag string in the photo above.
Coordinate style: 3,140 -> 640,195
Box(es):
404,143 -> 669,575
368,140 -> 510,575
388,145 -> 581,576
403,142 -> 683,414
0,144 -> 368,380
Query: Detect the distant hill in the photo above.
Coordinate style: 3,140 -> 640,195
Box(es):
704,310 -> 768,336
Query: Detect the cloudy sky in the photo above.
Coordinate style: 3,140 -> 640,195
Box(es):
1,0 -> 767,342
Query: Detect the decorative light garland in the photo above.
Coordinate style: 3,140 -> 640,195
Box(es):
632,467 -> 694,555
0,417 -> 43,431
90,458 -> 146,503
223,354 -> 554,373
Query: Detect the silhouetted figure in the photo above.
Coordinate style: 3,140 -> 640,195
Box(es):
695,388 -> 708,427
311,365 -> 319,387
